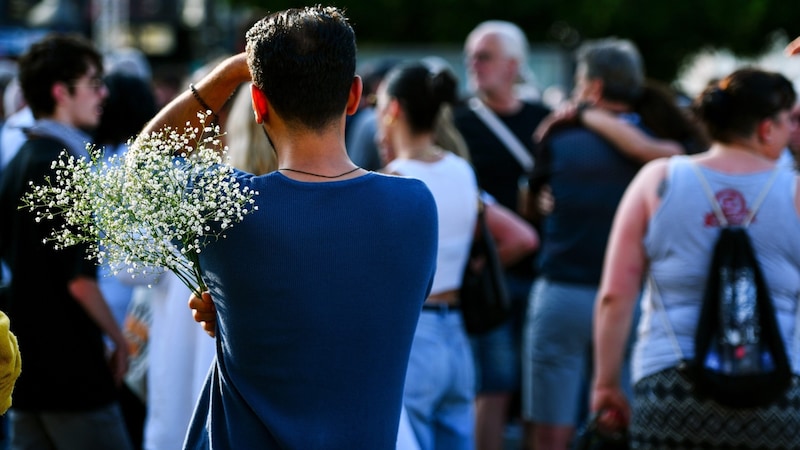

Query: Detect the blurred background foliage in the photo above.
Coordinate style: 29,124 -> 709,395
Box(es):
226,0 -> 800,83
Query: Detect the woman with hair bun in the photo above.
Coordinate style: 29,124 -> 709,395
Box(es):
591,67 -> 800,448
376,62 -> 479,450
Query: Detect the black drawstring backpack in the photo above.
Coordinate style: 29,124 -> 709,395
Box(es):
653,162 -> 791,409
687,225 -> 791,408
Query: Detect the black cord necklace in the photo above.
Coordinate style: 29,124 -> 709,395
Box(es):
278,166 -> 361,179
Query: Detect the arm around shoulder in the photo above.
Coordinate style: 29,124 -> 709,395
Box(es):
581,108 -> 683,163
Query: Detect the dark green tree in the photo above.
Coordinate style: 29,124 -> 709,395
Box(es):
224,0 -> 800,82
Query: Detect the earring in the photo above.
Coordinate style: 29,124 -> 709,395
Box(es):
382,115 -> 394,127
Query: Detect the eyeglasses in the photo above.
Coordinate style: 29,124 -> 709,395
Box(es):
466,51 -> 497,64
69,77 -> 105,93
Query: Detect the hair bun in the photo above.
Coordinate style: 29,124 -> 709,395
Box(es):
428,69 -> 458,105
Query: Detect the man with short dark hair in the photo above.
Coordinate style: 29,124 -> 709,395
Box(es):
0,33 -> 133,449
141,6 -> 439,449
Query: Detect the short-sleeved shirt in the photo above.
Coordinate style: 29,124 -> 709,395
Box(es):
184,171 -> 438,449
0,137 -> 116,411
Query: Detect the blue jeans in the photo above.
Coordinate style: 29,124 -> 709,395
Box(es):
404,310 -> 475,450
10,403 -> 133,450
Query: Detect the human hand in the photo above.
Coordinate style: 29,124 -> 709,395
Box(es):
189,291 -> 217,338
536,184 -> 555,217
590,384 -> 631,431
786,36 -> 800,56
532,102 -> 580,143
109,344 -> 129,387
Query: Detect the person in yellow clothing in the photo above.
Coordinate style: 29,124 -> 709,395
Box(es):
0,310 -> 21,415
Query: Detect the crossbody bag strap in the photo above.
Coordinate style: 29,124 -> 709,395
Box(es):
469,97 -> 534,172
689,161 -> 781,228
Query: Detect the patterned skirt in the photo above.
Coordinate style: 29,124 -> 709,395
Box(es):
631,367 -> 800,449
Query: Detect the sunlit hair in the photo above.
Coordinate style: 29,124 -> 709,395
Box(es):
693,67 -> 796,143
246,6 -> 356,130
576,37 -> 644,104
383,62 -> 459,134
466,20 -> 536,87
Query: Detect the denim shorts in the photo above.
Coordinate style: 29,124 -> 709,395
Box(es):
522,278 -> 597,426
469,320 -> 520,392
522,278 -> 636,426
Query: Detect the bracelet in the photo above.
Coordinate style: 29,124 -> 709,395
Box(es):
189,83 -> 220,124
575,101 -> 592,124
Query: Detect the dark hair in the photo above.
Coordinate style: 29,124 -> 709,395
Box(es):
94,73 -> 158,146
383,62 -> 458,134
693,67 -> 796,143
635,80 -> 709,154
576,38 -> 644,104
18,33 -> 103,119
245,6 -> 356,130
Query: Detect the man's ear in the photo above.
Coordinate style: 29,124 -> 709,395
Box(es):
346,75 -> 363,116
51,82 -> 70,104
251,84 -> 269,124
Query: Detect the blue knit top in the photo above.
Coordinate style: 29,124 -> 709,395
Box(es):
184,171 -> 438,449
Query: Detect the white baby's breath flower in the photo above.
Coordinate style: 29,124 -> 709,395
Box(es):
22,112 -> 259,296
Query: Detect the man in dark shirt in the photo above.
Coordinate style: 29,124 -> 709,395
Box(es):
0,34 -> 132,449
453,19 -> 550,450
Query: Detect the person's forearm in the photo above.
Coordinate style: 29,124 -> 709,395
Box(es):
141,53 -> 251,137
485,202 -> 539,267
581,108 -> 683,163
68,276 -> 127,350
593,292 -> 635,388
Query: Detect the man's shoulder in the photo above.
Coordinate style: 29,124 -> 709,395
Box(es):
19,136 -> 68,154
452,101 -> 478,124
519,100 -> 551,118
549,124 -> 606,145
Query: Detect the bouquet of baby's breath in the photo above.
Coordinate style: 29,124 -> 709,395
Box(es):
22,112 -> 258,297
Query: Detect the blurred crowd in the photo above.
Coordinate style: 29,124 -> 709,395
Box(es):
1,8 -> 800,450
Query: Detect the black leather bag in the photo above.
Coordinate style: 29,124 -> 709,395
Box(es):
459,200 -> 511,334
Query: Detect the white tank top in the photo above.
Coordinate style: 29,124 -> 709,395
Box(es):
385,152 -> 479,295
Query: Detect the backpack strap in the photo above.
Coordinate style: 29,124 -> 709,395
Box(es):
647,275 -> 685,361
689,161 -> 781,228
